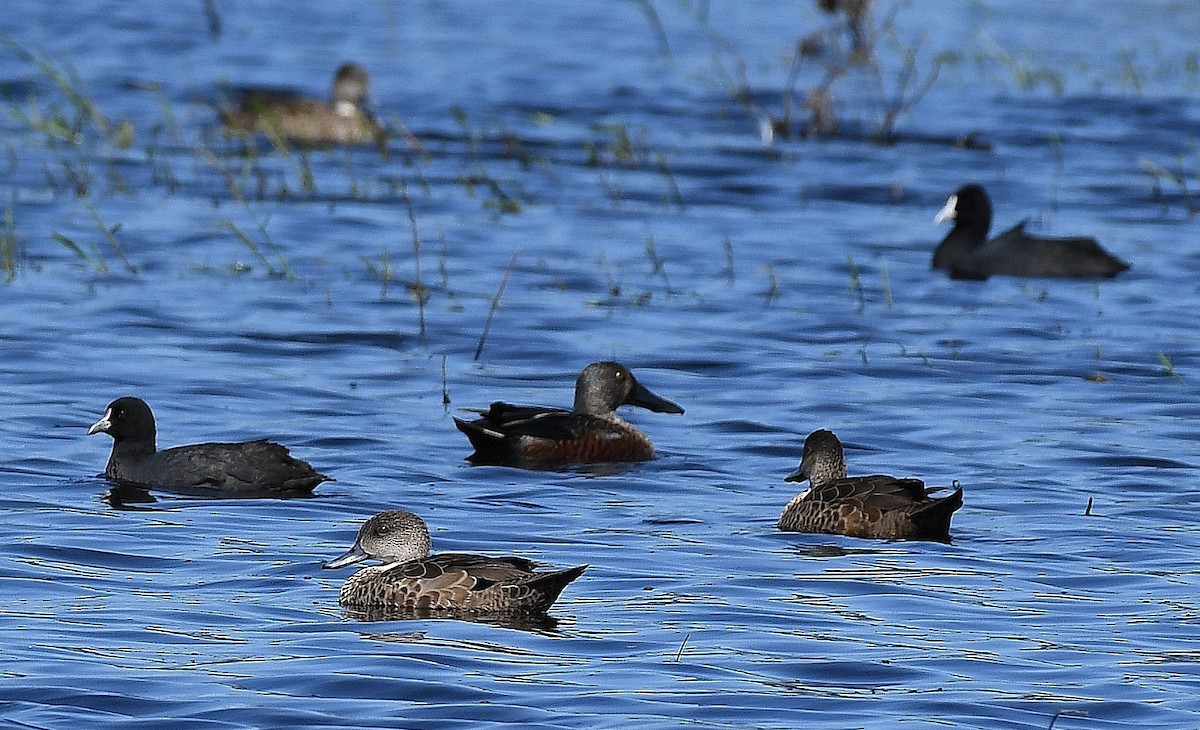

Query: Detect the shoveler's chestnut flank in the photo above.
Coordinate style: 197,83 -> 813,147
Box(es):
454,361 -> 684,467
88,396 -> 331,497
324,510 -> 586,614
933,183 -> 1129,280
778,429 -> 962,541
219,62 -> 384,146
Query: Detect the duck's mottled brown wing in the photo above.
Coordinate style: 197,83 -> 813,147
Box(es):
410,553 -> 540,582
780,476 -> 962,540
350,554 -> 583,612
807,475 -> 929,510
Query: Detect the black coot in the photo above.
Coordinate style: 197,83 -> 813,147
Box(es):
87,396 -> 332,497
933,184 -> 1129,280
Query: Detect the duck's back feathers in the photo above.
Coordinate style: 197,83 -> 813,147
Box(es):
339,554 -> 586,613
779,477 -> 962,541
458,402 -> 585,441
807,474 -> 933,509
454,404 -> 654,466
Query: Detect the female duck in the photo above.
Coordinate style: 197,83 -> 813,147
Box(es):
778,429 -> 962,541
454,361 -> 684,467
324,510 -> 586,613
220,62 -> 384,146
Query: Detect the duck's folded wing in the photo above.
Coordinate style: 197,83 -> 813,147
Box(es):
471,403 -> 584,440
390,553 -> 539,593
809,475 -> 930,510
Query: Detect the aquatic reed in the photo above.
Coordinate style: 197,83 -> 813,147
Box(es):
400,182 -> 429,337
1157,352 -> 1185,386
1138,157 -> 1197,216
644,235 -> 672,293
440,355 -> 450,407
762,263 -> 779,305
219,210 -> 293,280
474,250 -> 519,361
84,203 -> 137,273
52,231 -> 106,273
846,254 -> 865,313
0,204 -> 18,281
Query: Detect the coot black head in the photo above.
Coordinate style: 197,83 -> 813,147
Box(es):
934,184 -> 992,234
87,396 -> 156,450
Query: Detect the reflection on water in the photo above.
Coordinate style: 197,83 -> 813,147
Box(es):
341,606 -> 565,635
1,0 -> 1199,728
102,482 -> 158,509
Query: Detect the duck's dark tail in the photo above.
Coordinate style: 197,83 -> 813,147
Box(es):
527,564 -> 588,610
911,485 -> 964,541
453,417 -> 508,463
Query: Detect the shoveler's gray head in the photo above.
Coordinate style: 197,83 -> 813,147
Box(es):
331,62 -> 370,115
573,361 -> 685,417
785,429 -> 848,486
324,510 -> 431,569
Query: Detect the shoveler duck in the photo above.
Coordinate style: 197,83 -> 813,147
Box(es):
219,62 -> 385,146
453,361 -> 684,467
87,396 -> 331,497
933,183 -> 1129,280
777,429 -> 962,541
324,510 -> 586,614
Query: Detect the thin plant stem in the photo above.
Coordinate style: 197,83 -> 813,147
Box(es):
474,250 -> 519,361
83,202 -> 137,273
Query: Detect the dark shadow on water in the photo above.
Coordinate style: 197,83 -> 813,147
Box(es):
785,542 -> 897,559
339,605 -> 564,635
101,479 -> 321,510
643,516 -> 704,526
1056,454 -> 1192,469
103,483 -> 159,509
460,456 -> 645,478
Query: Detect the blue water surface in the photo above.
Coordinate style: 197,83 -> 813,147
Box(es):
2,1 -> 1199,728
